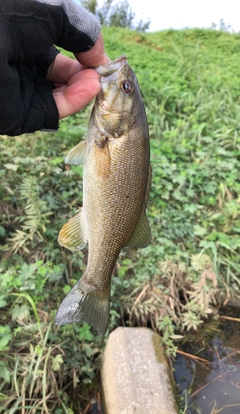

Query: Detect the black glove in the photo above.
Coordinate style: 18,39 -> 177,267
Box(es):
0,0 -> 100,136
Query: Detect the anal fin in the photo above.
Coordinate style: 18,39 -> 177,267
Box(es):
58,208 -> 87,251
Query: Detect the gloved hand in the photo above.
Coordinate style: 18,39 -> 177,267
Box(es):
0,0 -> 109,136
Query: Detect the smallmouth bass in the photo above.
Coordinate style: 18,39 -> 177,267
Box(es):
55,55 -> 151,335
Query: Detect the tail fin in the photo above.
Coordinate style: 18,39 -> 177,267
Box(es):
55,280 -> 110,335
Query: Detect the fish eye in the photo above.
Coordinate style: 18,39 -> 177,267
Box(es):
121,80 -> 134,94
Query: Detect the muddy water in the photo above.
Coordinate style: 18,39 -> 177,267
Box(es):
173,308 -> 240,414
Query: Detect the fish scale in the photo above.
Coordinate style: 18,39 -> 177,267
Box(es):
55,55 -> 151,334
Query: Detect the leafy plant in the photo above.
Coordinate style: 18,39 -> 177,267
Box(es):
0,26 -> 240,412
4,176 -> 53,254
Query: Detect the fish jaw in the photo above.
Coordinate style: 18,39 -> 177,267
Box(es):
94,56 -> 142,139
96,54 -> 128,77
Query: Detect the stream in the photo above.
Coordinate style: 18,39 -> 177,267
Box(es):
173,307 -> 240,413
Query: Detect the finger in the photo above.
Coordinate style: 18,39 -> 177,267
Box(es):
75,33 -> 110,68
53,69 -> 101,119
47,54 -> 84,84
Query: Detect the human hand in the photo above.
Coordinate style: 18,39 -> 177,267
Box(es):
0,0 -> 109,136
48,34 -> 110,120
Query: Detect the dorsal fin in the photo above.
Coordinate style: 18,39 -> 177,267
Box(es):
126,166 -> 152,248
126,211 -> 151,248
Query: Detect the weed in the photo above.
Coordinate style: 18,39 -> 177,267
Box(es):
0,26 -> 240,411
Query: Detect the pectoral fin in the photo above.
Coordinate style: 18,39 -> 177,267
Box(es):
65,141 -> 87,165
126,211 -> 151,248
58,208 -> 87,251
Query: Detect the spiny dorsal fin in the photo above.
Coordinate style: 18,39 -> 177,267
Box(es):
58,208 -> 87,251
65,141 -> 87,165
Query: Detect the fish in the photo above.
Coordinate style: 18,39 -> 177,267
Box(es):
55,55 -> 151,335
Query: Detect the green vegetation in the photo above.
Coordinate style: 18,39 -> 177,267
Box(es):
0,27 -> 240,412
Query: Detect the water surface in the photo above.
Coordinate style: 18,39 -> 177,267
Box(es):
174,308 -> 240,413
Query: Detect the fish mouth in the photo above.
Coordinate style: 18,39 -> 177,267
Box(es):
96,54 -> 128,77
94,55 -> 131,136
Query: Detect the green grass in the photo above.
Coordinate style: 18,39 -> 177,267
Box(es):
0,26 -> 240,412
